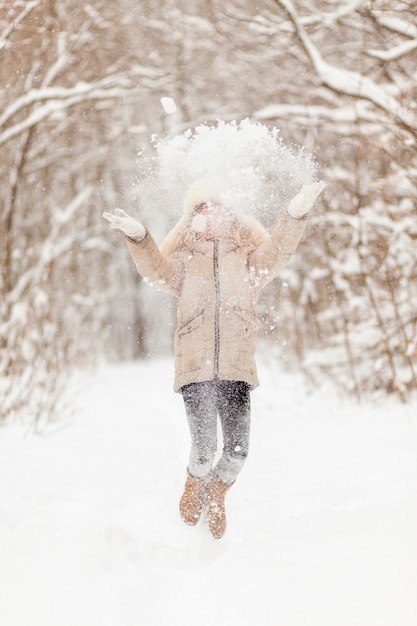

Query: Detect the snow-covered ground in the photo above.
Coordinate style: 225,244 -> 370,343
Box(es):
1,356 -> 416,626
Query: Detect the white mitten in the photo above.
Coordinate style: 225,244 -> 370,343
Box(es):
103,209 -> 146,240
287,181 -> 326,218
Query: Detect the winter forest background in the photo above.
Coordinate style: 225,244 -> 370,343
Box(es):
1,0 -> 417,425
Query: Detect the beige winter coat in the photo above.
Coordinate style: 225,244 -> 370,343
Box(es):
125,211 -> 307,392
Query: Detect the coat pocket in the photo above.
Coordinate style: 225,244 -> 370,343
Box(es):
231,306 -> 259,333
177,308 -> 205,336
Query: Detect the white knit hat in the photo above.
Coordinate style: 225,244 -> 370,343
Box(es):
183,174 -> 230,215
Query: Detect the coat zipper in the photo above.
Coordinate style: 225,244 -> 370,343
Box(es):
213,239 -> 220,378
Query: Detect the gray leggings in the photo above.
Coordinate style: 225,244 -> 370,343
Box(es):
181,379 -> 251,486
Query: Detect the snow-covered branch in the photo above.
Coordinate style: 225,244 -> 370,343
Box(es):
255,101 -> 384,131
373,15 -> 417,40
273,0 -> 416,135
41,32 -> 72,87
0,0 -> 42,51
367,39 -> 417,62
4,187 -> 94,309
0,76 -> 131,128
367,10 -> 417,62
0,80 -> 134,146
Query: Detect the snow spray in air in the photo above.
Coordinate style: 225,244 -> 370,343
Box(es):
135,118 -> 320,233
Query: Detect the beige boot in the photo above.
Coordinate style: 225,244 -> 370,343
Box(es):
179,468 -> 207,526
205,475 -> 232,539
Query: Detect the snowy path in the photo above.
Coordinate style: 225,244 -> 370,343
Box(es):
1,357 -> 416,626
